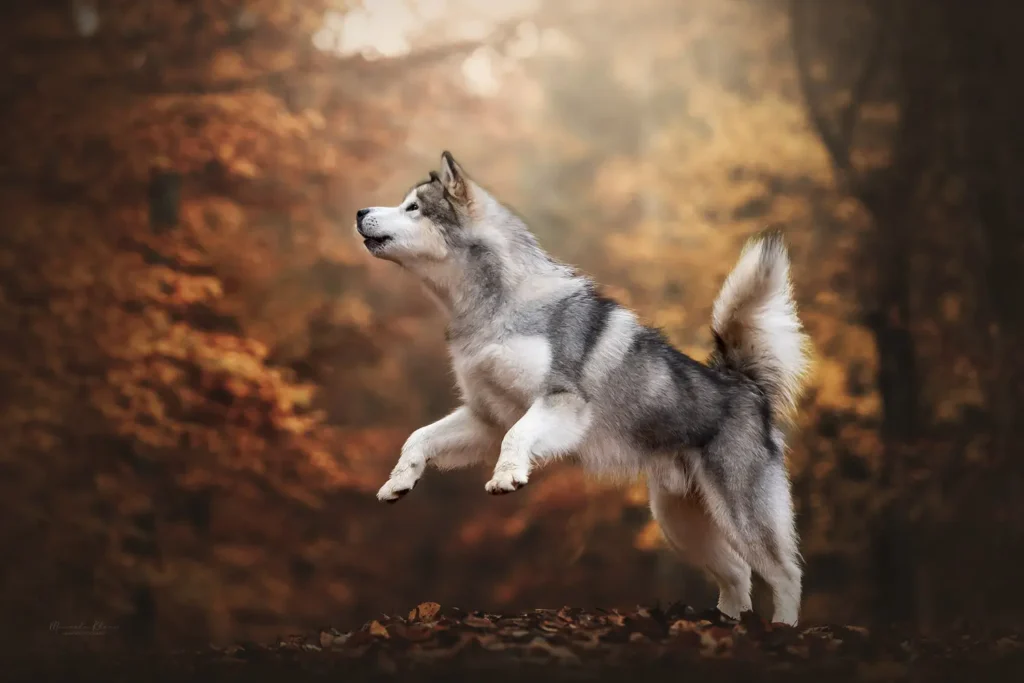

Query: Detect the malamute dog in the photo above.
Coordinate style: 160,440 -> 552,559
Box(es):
356,152 -> 810,625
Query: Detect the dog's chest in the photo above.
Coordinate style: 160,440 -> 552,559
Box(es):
451,335 -> 551,426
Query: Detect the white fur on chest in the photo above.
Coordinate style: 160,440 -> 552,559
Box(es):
451,335 -> 551,427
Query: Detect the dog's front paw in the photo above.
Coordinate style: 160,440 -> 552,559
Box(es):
377,469 -> 421,503
484,467 -> 528,494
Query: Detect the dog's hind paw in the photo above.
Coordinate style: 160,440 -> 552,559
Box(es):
484,468 -> 528,494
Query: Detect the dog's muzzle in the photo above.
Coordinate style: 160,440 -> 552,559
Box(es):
356,208 -> 392,252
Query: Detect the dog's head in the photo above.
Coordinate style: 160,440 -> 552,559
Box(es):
355,151 -> 481,267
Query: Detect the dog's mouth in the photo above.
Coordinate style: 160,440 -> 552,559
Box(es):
362,235 -> 393,252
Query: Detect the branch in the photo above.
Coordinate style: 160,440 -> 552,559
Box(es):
4,19 -> 523,98
839,6 -> 888,151
789,0 -> 888,192
790,0 -> 851,174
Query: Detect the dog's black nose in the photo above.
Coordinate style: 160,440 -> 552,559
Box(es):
356,208 -> 370,220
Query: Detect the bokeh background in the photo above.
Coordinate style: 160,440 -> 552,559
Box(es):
2,0 -> 1022,648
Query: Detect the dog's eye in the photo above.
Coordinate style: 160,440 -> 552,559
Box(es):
406,202 -> 419,212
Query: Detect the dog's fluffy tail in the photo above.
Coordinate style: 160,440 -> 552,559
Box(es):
709,231 -> 810,421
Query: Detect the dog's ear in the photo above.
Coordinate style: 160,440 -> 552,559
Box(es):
439,151 -> 469,205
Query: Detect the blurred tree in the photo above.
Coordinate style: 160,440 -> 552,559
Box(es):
0,0 -> 498,645
790,0 -> 1024,628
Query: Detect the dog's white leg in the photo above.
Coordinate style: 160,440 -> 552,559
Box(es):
377,406 -> 498,503
485,392 -> 591,494
742,479 -> 802,626
694,466 -> 802,625
649,484 -> 753,618
755,550 -> 802,626
732,523 -> 801,625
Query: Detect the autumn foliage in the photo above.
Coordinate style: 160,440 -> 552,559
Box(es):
1,0 -> 1022,649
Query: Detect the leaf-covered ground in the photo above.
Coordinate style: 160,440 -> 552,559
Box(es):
17,603 -> 1024,682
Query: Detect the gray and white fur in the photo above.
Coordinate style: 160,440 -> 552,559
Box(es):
356,152 -> 811,625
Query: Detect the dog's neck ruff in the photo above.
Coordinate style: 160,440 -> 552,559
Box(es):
433,248 -> 568,341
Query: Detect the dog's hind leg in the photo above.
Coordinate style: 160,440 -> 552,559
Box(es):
649,483 -> 753,618
738,468 -> 802,626
695,461 -> 802,625
485,392 -> 592,494
377,406 -> 500,503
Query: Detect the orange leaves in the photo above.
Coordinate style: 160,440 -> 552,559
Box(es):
2,0 -> 489,648
208,50 -> 252,83
368,620 -> 390,638
634,520 -> 665,552
409,602 -> 442,622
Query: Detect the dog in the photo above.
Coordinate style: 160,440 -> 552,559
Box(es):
355,151 -> 811,625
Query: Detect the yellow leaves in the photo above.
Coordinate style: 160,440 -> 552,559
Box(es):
281,383 -> 317,410
4,0 -> 490,644
649,308 -> 688,336
662,86 -> 830,182
633,519 -> 664,551
133,268 -> 225,307
193,343 -> 267,379
409,602 -> 442,622
523,468 -> 591,510
304,447 -> 351,488
813,289 -> 841,308
623,482 -> 648,506
335,294 -> 374,329
275,414 -> 319,436
209,50 -> 251,82
941,293 -> 962,322
230,159 -> 260,178
304,109 -> 326,130
591,157 -> 648,211
256,49 -> 299,74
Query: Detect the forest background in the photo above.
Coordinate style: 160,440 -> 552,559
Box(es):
2,0 -> 1022,647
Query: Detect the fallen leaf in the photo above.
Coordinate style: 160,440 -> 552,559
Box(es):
463,615 -> 495,629
409,601 -> 441,622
